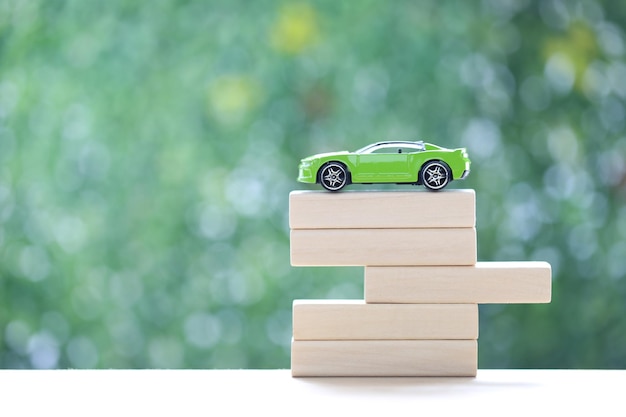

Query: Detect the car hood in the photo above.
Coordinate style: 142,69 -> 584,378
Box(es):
301,151 -> 350,162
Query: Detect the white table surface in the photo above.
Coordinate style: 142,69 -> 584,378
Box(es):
0,369 -> 622,416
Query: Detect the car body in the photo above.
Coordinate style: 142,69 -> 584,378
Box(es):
297,141 -> 470,191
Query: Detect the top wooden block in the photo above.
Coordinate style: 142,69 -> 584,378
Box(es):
289,189 -> 476,229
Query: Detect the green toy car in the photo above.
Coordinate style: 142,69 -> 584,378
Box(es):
297,141 -> 470,191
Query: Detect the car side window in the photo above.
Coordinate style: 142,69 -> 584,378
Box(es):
364,144 -> 425,154
399,147 -> 421,154
370,147 -> 396,154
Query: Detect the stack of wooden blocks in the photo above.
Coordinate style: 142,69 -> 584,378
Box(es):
289,189 -> 551,377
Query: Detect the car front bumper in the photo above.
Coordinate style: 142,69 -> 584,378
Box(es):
298,161 -> 316,183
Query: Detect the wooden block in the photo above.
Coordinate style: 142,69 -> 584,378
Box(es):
290,228 -> 476,266
293,300 -> 478,340
291,340 -> 477,377
289,190 -> 476,229
365,261 -> 552,304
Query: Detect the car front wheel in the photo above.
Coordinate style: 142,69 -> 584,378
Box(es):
319,162 -> 349,191
421,161 -> 450,191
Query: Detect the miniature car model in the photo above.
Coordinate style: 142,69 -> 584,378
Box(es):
297,141 -> 470,191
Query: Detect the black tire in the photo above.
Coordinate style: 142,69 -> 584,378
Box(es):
319,162 -> 349,191
420,160 -> 451,191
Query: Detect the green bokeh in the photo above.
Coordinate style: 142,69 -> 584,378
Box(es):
1,0 -> 625,369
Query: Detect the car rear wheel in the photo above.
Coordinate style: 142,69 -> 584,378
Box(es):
421,161 -> 451,191
319,162 -> 349,191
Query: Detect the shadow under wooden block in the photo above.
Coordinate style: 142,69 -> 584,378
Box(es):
293,300 -> 478,340
291,340 -> 478,377
289,189 -> 476,229
290,228 -> 477,266
365,261 -> 552,304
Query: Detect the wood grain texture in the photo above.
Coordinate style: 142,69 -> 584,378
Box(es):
365,261 -> 552,304
290,228 -> 477,266
291,340 -> 478,377
289,189 -> 476,229
292,300 -> 478,340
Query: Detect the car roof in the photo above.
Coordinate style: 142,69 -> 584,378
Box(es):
371,141 -> 424,146
356,141 -> 426,153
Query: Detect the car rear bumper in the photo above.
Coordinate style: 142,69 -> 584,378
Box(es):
458,158 -> 470,179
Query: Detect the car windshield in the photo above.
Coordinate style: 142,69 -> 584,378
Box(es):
355,141 -> 425,154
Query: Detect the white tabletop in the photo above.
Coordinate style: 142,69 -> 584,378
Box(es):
1,369 -> 621,416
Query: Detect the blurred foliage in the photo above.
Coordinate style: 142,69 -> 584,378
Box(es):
1,0 -> 626,369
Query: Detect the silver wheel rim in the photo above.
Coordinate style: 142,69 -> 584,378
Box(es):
321,164 -> 347,191
423,162 -> 449,190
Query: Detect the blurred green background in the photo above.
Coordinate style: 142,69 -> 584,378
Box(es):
1,0 -> 625,369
